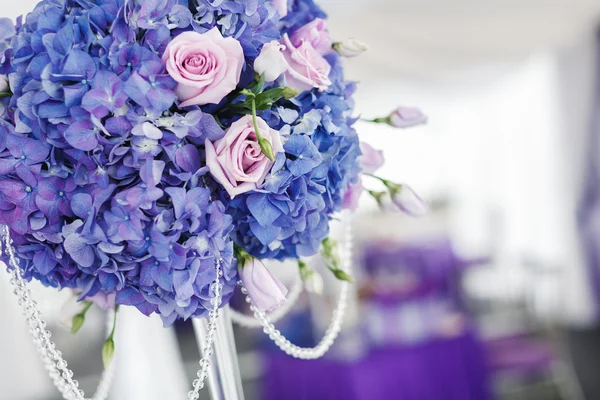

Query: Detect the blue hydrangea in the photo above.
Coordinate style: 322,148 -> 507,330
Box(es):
0,0 -> 362,325
0,0 -> 260,325
224,52 -> 361,260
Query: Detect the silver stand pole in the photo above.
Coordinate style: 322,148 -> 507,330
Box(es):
192,305 -> 246,400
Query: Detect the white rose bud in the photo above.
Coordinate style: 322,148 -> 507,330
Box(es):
333,38 -> 368,58
254,41 -> 290,82
0,75 -> 9,93
304,269 -> 324,295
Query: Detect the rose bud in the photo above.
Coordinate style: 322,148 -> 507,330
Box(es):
389,107 -> 427,128
387,183 -> 428,217
240,257 -> 288,312
0,75 -> 9,93
299,261 -> 324,295
254,41 -> 290,82
333,38 -> 368,58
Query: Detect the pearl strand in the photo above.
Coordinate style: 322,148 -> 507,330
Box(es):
4,225 -> 86,400
236,213 -> 353,359
187,259 -> 223,400
3,224 -> 222,400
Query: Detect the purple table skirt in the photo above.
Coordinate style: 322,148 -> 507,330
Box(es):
263,332 -> 492,400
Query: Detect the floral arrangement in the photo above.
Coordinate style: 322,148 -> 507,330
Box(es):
0,0 -> 426,368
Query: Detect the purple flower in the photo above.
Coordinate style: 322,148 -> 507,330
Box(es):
0,133 -> 50,174
104,204 -> 147,242
109,43 -> 154,79
81,71 -> 129,119
64,119 -> 101,152
284,134 -> 322,176
36,177 -> 76,224
0,0 -> 373,327
54,50 -> 98,108
124,60 -> 176,113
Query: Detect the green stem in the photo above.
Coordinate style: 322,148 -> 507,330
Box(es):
108,305 -> 119,341
361,117 -> 390,124
251,98 -> 276,161
364,173 -> 389,184
251,98 -> 264,142
81,301 -> 93,315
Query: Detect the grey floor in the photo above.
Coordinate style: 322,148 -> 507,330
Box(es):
41,323 -> 599,400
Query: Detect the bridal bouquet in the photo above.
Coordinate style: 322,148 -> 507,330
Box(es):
0,0 -> 426,370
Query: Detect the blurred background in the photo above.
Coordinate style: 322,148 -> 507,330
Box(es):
4,0 -> 600,399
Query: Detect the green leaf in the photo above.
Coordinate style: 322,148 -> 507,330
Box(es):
251,74 -> 265,95
102,338 -> 115,369
254,88 -> 285,110
71,314 -> 85,334
258,88 -> 285,101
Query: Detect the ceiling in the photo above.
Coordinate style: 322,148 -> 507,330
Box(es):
320,0 -> 600,83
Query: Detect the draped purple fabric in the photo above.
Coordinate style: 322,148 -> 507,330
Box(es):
577,30 -> 600,319
263,331 -> 492,400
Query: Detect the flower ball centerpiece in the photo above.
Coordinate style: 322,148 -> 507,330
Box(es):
0,0 -> 427,389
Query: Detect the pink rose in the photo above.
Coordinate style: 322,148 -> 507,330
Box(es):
280,33 -> 332,92
271,0 -> 288,18
290,18 -> 333,56
206,115 -> 284,198
359,142 -> 384,174
342,142 -> 385,211
162,28 -> 244,107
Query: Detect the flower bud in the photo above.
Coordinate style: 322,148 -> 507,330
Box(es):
360,142 -> 384,174
388,107 -> 427,128
71,314 -> 85,334
0,75 -> 9,93
254,41 -> 289,82
282,87 -> 300,99
333,39 -> 368,58
389,184 -> 428,217
299,261 -> 324,295
305,269 -> 324,295
239,257 -> 288,312
259,138 -> 276,161
102,338 -> 115,369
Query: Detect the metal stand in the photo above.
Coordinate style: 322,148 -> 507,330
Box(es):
192,306 -> 245,400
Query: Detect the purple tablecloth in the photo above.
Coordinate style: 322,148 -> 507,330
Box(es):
263,332 -> 492,400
